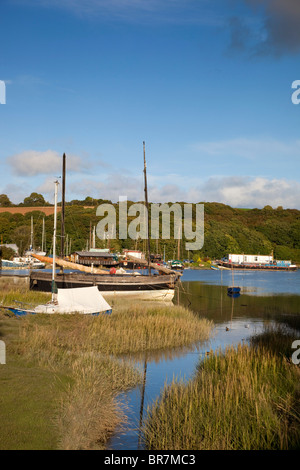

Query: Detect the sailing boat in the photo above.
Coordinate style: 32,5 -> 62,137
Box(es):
2,181 -> 112,316
29,148 -> 181,301
21,216 -> 47,267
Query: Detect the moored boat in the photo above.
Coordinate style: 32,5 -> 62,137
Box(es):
1,256 -> 45,269
1,181 -> 112,316
2,286 -> 112,316
29,255 -> 180,302
217,253 -> 297,271
30,146 -> 181,301
227,286 -> 241,295
169,260 -> 184,271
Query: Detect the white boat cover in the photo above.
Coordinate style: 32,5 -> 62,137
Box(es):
35,286 -> 112,315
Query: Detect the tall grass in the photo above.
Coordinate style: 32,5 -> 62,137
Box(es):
144,344 -> 300,450
1,285 -> 213,450
4,311 -> 141,450
251,322 -> 300,359
12,301 -> 213,358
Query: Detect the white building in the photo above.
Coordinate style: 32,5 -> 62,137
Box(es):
228,253 -> 273,265
123,249 -> 145,260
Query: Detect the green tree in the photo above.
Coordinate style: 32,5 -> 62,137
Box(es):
22,193 -> 48,207
0,246 -> 16,260
13,225 -> 31,255
0,194 -> 12,207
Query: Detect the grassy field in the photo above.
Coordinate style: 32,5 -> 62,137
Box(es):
143,323 -> 300,450
0,281 -> 213,450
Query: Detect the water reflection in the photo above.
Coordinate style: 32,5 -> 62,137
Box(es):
181,268 -> 300,296
138,355 -> 148,450
177,281 -> 300,324
108,271 -> 300,450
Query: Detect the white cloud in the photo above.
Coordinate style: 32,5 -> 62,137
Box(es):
200,176 -> 300,209
68,174 -> 144,202
3,168 -> 300,208
60,172 -> 300,209
7,149 -> 89,177
0,183 -> 30,206
4,142 -> 300,208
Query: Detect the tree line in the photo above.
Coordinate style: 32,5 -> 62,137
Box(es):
0,193 -> 109,208
0,197 -> 299,263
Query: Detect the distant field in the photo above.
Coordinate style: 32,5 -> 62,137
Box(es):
0,207 -> 60,215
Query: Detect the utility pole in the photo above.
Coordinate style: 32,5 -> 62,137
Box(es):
30,216 -> 33,251
143,141 -> 151,275
42,217 -> 45,253
60,153 -> 66,259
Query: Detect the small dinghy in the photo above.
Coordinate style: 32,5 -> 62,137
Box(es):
227,286 -> 241,294
4,286 -> 112,316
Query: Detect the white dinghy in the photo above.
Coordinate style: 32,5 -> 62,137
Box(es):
4,286 -> 112,316
34,286 -> 112,315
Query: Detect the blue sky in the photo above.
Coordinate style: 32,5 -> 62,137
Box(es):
1,0 -> 300,208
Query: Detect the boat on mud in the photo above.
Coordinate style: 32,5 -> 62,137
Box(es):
29,146 -> 181,301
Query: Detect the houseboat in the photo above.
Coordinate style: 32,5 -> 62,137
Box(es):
217,253 -> 297,271
70,249 -> 119,268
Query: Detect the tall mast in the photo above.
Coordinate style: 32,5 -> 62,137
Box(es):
52,180 -> 59,302
89,221 -> 92,250
60,153 -> 66,258
92,226 -> 96,249
30,216 -> 33,250
42,217 -> 45,253
143,141 -> 151,275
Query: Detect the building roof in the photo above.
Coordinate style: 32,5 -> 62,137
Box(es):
75,251 -> 114,258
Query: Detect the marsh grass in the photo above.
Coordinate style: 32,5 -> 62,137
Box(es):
0,284 -> 213,450
11,299 -> 213,359
251,321 -> 300,359
144,344 -> 300,450
0,278 -> 51,310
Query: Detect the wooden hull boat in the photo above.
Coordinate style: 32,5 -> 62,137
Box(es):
30,254 -> 180,301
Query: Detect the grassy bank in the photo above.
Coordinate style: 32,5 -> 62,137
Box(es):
0,284 -> 213,450
144,336 -> 300,450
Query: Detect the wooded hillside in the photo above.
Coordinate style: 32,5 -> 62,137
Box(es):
0,201 -> 299,263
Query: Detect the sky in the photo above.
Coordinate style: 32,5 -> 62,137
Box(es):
1,0 -> 300,208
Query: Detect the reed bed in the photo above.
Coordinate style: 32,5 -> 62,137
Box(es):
89,301 -> 213,355
4,311 -> 140,450
251,322 -> 300,359
144,344 -> 300,450
0,283 -> 51,308
0,285 -> 213,450
12,300 -> 213,358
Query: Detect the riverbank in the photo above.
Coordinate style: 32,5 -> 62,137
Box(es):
0,282 -> 213,450
143,324 -> 300,450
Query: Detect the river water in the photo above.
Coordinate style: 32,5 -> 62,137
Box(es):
107,268 -> 300,450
